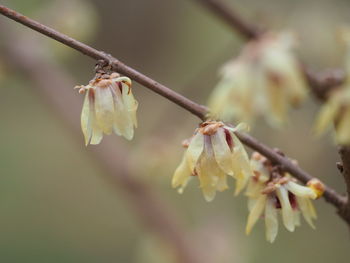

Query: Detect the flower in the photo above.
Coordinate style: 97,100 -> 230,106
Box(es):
75,72 -> 138,145
314,29 -> 350,145
172,121 -> 252,201
314,81 -> 350,145
245,152 -> 324,243
208,32 -> 307,127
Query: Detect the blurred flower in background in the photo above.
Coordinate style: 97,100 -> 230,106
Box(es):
314,28 -> 350,145
208,32 -> 307,127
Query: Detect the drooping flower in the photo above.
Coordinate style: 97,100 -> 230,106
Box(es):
75,72 -> 138,145
208,32 -> 307,127
245,152 -> 324,243
314,29 -> 350,145
172,121 -> 252,201
314,87 -> 350,145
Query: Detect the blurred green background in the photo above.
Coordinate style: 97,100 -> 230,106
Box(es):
0,0 -> 349,262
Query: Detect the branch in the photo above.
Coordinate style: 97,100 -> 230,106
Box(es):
195,0 -> 345,100
338,146 -> 350,220
0,5 -> 348,224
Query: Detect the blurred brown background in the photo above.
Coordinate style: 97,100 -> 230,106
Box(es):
0,0 -> 349,262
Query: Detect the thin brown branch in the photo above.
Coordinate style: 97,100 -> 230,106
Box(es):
338,146 -> 350,221
0,5 -> 348,224
194,0 -> 345,100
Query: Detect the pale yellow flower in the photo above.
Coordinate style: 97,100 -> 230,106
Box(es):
314,29 -> 350,145
245,152 -> 324,243
76,72 -> 138,145
208,32 -> 307,127
172,121 -> 252,201
314,85 -> 350,145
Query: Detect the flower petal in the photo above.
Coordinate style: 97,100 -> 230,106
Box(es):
197,139 -> 220,202
285,181 -> 317,199
265,197 -> 278,243
276,187 -> 295,232
172,155 -> 191,194
186,132 -> 204,173
94,85 -> 114,134
81,91 -> 92,145
211,128 -> 234,175
245,194 -> 267,235
314,99 -> 339,136
231,132 -> 252,195
297,196 -> 316,229
110,83 -> 134,140
121,83 -> 138,128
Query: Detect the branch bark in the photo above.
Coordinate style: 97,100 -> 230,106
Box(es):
0,4 -> 348,225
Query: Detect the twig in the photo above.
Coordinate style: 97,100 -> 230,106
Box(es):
0,27 -> 201,263
0,5 -> 348,224
338,146 -> 350,220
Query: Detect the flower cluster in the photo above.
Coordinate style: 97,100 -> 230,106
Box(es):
172,121 -> 252,201
245,152 -> 324,242
76,72 -> 138,145
208,32 -> 307,127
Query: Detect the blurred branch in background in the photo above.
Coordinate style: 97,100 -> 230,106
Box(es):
194,0 -> 350,225
0,4 -> 348,225
0,22 -> 202,263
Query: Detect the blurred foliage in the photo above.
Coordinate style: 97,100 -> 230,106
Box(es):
0,0 -> 349,262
